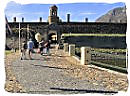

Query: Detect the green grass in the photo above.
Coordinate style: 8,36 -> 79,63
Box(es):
62,33 -> 126,37
91,48 -> 127,54
93,59 -> 126,68
5,51 -> 12,55
91,61 -> 127,73
75,47 -> 126,54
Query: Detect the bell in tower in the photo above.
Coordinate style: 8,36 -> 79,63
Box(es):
48,5 -> 59,24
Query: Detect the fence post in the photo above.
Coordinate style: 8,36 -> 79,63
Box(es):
64,43 -> 69,52
80,47 -> 91,65
69,44 -> 75,56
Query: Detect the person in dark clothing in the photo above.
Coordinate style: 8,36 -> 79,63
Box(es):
20,41 -> 27,60
39,40 -> 44,55
44,40 -> 51,55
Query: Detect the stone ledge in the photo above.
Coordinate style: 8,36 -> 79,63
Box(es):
91,61 -> 127,74
64,52 -> 81,65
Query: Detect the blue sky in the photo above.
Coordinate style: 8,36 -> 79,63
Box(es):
5,1 -> 126,22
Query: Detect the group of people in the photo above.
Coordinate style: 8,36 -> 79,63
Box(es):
20,38 -> 50,60
38,39 -> 50,55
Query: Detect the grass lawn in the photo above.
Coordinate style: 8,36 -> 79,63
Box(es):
76,47 -> 126,54
62,33 -> 126,37
94,59 -> 126,68
5,50 -> 12,55
91,48 -> 127,54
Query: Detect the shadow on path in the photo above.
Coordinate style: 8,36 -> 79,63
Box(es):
31,64 -> 69,70
50,87 -> 118,94
22,58 -> 52,61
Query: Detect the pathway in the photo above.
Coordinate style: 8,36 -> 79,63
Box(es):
10,47 -> 128,94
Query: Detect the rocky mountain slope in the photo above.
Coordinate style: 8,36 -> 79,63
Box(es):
96,6 -> 127,23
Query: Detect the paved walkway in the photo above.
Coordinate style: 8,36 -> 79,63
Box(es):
10,47 -> 128,94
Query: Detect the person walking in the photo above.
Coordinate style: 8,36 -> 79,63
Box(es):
43,41 -> 47,55
27,39 -> 34,60
39,39 -> 44,55
20,41 -> 27,60
46,40 -> 51,55
43,41 -> 50,55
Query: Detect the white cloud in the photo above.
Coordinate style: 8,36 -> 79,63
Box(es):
80,12 -> 96,15
6,11 -> 45,17
5,12 -> 24,22
5,11 -> 45,22
59,11 -> 73,16
29,18 -> 46,22
32,12 -> 45,15
6,12 -> 24,17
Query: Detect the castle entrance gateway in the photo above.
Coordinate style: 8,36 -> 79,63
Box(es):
44,23 -> 61,43
48,30 -> 57,43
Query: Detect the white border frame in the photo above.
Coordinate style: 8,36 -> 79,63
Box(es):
0,0 -> 129,96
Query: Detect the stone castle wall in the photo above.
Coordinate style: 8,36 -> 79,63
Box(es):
64,36 -> 126,49
6,22 -> 126,49
7,22 -> 126,36
58,22 -> 126,34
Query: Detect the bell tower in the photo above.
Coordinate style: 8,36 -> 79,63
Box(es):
48,5 -> 59,24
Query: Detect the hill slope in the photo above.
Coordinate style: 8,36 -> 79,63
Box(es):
96,7 -> 127,23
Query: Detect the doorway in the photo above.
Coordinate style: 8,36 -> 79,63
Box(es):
48,32 -> 57,44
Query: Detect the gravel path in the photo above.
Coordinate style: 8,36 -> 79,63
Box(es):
10,48 -> 128,94
5,52 -> 26,92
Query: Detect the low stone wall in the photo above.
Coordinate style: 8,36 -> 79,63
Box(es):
64,44 -> 91,65
65,55 -> 80,65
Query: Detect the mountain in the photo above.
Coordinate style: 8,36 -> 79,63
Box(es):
96,6 -> 127,23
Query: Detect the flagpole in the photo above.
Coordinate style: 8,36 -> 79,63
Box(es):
19,22 -> 21,54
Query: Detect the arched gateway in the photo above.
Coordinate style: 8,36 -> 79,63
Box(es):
43,23 -> 61,44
